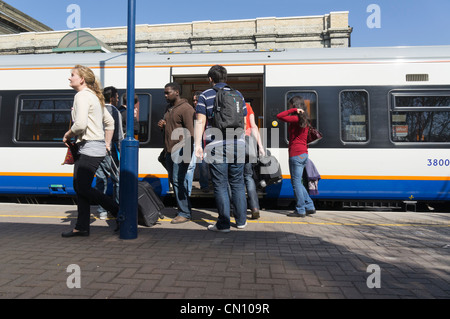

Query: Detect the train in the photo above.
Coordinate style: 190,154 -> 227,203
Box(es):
0,45 -> 449,209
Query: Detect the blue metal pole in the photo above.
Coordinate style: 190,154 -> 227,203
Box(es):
118,0 -> 138,240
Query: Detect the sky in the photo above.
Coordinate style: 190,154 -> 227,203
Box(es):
4,0 -> 450,47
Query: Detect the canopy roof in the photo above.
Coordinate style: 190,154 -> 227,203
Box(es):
53,30 -> 113,53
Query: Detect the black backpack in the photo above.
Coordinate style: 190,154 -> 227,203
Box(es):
212,85 -> 245,132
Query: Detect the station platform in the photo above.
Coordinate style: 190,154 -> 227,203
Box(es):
0,202 -> 449,302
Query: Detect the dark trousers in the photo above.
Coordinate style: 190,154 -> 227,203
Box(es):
73,154 -> 119,231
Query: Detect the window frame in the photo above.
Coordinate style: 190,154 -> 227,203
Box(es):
338,89 -> 371,145
13,93 -> 74,144
283,90 -> 319,145
119,91 -> 153,145
388,89 -> 450,145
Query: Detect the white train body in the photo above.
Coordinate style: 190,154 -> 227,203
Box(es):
0,46 -> 448,204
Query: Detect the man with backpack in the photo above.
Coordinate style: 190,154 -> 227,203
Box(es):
194,65 -> 248,232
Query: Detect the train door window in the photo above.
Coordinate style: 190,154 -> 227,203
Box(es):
339,90 -> 370,143
284,91 -> 318,144
15,94 -> 73,143
119,92 -> 152,144
390,91 -> 450,143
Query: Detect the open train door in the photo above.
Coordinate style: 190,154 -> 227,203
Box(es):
172,67 -> 265,196
172,73 -> 265,131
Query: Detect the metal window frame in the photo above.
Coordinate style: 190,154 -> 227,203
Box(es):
338,89 -> 371,145
13,93 -> 74,144
388,89 -> 450,145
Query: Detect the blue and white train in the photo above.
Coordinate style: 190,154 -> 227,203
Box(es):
0,46 -> 449,208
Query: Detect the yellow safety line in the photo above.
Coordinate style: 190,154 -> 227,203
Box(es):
1,214 -> 448,228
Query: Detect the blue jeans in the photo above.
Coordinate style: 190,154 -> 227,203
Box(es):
166,148 -> 192,219
198,160 -> 210,189
186,145 -> 210,194
186,149 -> 196,196
209,144 -> 247,229
244,163 -> 259,211
289,153 -> 315,214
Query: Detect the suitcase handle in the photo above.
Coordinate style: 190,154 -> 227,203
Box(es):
107,150 -> 120,181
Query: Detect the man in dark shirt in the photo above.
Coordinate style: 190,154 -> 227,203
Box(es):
161,82 -> 195,224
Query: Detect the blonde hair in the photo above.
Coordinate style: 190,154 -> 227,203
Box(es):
73,65 -> 105,107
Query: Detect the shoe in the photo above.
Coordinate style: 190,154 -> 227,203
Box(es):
61,230 -> 89,237
250,208 -> 260,220
237,221 -> 247,229
287,212 -> 306,218
99,212 -> 108,220
207,224 -> 230,233
201,187 -> 210,193
171,215 -> 190,224
306,210 -> 316,215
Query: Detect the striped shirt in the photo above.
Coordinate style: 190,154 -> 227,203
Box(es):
196,82 -> 247,144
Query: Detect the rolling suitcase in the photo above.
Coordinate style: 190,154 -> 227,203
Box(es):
137,181 -> 165,227
254,150 -> 282,188
108,152 -> 164,228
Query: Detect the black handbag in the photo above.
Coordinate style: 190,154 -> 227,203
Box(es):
158,149 -> 167,169
307,126 -> 323,144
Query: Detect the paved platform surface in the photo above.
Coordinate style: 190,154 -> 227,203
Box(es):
0,202 -> 449,301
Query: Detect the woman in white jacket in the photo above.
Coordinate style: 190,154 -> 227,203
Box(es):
62,65 -> 119,237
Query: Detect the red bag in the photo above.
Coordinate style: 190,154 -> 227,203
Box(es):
307,126 -> 323,144
62,142 -> 79,165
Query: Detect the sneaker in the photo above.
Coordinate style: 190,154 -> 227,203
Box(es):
237,221 -> 247,229
287,212 -> 306,218
99,212 -> 108,220
207,224 -> 230,233
306,210 -> 316,215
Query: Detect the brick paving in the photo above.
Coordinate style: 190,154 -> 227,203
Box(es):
0,202 -> 449,301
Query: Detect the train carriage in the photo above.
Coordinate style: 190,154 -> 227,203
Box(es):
0,46 -> 449,208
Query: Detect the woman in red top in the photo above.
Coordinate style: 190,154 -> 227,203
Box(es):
276,96 -> 316,217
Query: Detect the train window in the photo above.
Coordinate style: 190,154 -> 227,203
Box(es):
390,91 -> 450,143
340,90 -> 370,143
285,91 -> 318,143
119,92 -> 152,144
15,94 -> 73,143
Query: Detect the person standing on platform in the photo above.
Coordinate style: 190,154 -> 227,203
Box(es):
276,96 -> 316,217
162,82 -> 195,224
244,102 -> 265,220
62,65 -> 119,237
194,65 -> 248,232
94,86 -> 124,220
118,93 -> 139,139
189,91 -> 210,194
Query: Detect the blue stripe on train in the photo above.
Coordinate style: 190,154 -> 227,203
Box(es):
0,176 -> 169,197
0,176 -> 448,201
265,179 -> 450,201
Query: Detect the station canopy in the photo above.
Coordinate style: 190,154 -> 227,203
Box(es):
53,30 -> 114,53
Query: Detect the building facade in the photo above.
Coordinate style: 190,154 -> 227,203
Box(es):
0,0 -> 52,34
0,10 -> 352,55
